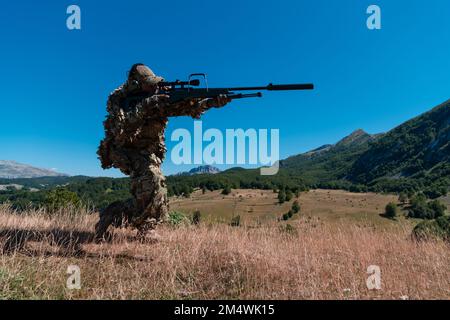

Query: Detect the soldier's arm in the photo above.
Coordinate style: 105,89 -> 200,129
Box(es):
140,94 -> 231,119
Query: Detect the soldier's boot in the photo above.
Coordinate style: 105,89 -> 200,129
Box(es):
136,190 -> 169,239
135,218 -> 159,242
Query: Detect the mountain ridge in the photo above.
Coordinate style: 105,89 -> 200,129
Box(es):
0,160 -> 68,179
174,165 -> 221,176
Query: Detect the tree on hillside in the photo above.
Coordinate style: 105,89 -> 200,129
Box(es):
287,210 -> 294,218
285,189 -> 293,202
222,185 -> 231,195
44,188 -> 81,212
398,192 -> 408,205
385,202 -> 398,219
428,200 -> 446,219
292,200 -> 300,214
408,199 -> 446,220
278,189 -> 286,204
181,185 -> 192,198
410,193 -> 427,207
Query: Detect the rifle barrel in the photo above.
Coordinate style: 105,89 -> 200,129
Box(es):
226,83 -> 314,91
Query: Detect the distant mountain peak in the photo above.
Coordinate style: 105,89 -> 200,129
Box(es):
335,129 -> 373,147
189,165 -> 221,175
350,129 -> 368,136
0,160 -> 68,179
174,165 -> 221,176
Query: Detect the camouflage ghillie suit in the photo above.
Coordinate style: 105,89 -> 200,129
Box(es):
95,64 -> 229,239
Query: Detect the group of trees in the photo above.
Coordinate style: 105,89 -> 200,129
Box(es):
0,177 -> 131,211
413,216 -> 450,242
277,187 -> 303,204
386,192 -> 447,220
167,167 -> 310,199
408,194 -> 446,220
281,200 -> 301,221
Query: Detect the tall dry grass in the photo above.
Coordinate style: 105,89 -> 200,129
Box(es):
0,204 -> 448,300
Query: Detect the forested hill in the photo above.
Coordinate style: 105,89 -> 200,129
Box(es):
279,129 -> 381,184
348,100 -> 450,186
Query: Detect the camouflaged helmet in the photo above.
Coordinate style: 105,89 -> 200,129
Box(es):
128,63 -> 164,85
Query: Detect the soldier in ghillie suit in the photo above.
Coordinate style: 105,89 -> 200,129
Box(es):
96,64 -> 230,239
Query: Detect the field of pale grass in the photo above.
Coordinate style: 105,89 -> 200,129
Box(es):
0,203 -> 449,300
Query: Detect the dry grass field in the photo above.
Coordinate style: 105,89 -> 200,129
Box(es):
0,190 -> 449,300
171,189 -> 409,227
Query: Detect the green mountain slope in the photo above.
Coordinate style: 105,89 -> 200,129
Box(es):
280,129 -> 381,184
349,100 -> 450,183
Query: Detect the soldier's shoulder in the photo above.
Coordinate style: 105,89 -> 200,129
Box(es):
109,85 -> 126,97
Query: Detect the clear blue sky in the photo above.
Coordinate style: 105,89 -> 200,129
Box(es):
0,0 -> 449,177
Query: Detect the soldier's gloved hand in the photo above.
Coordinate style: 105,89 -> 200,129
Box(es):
146,94 -> 170,106
152,94 -> 170,102
206,94 -> 232,108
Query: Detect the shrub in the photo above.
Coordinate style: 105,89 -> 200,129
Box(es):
279,223 -> 298,236
410,193 -> 427,207
285,190 -> 293,202
412,216 -> 450,242
409,199 -> 446,220
192,210 -> 201,225
385,202 -> 398,218
292,201 -> 300,214
282,213 -> 290,221
428,200 -> 446,219
44,188 -> 81,212
409,201 -> 434,219
424,187 -> 447,199
278,190 -> 286,204
287,210 -> 294,218
221,186 -> 231,195
230,215 -> 241,227
168,211 -> 188,227
398,192 -> 408,205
